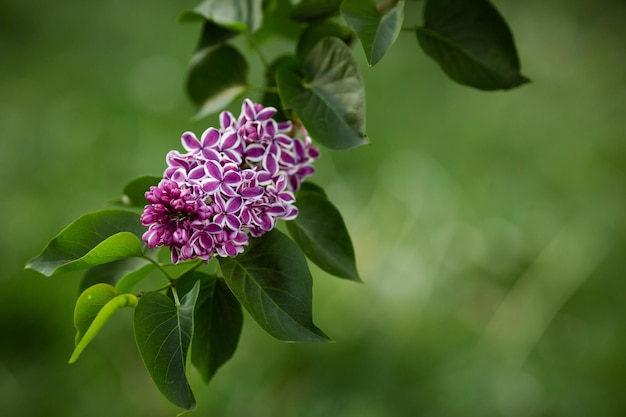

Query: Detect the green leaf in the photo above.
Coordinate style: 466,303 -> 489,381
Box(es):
80,257 -> 152,293
219,230 -> 330,342
26,209 -> 145,277
289,0 -> 342,22
180,0 -> 263,33
120,176 -> 160,207
341,0 -> 404,66
175,272 -> 243,384
134,282 -> 200,410
115,263 -> 156,294
287,183 -> 360,281
261,55 -> 300,122
186,43 -> 248,120
277,37 -> 368,150
70,284 -> 138,363
195,20 -> 240,50
254,0 -> 302,43
296,20 -> 354,63
416,0 -> 529,90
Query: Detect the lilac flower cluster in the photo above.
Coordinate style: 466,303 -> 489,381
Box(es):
141,99 -> 319,263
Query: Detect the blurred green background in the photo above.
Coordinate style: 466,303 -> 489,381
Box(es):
2,0 -> 626,416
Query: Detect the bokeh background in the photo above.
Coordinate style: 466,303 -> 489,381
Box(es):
2,0 -> 625,416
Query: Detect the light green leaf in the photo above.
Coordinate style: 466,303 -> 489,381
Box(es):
341,0 -> 404,66
219,229 -> 330,342
254,0 -> 302,43
416,0 -> 529,90
186,44 -> 248,120
70,284 -> 138,363
277,37 -> 368,150
180,0 -> 263,33
287,183 -> 360,281
26,210 -> 145,277
134,282 -> 200,410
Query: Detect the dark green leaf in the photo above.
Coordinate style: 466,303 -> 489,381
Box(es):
134,282 -> 200,410
262,55 -> 300,122
70,284 -> 138,363
298,180 -> 327,198
120,176 -> 161,207
80,257 -> 152,293
219,230 -> 330,342
296,20 -> 354,63
195,20 -> 240,50
416,0 -> 529,90
290,0 -> 342,22
115,263 -> 156,294
288,184 -> 360,281
180,0 -> 263,33
341,0 -> 404,66
277,37 -> 368,150
176,273 -> 243,384
168,272 -> 241,383
26,210 -> 145,277
187,43 -> 248,119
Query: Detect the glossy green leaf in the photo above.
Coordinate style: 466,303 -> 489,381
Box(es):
120,176 -> 160,207
277,37 -> 368,150
416,0 -> 529,90
341,0 -> 404,66
168,272 -> 241,383
115,263 -> 156,294
70,284 -> 138,363
287,184 -> 360,281
290,0 -> 342,22
296,20 -> 354,63
187,43 -> 248,120
174,272 -> 243,384
219,230 -> 330,342
26,210 -> 145,277
80,257 -> 152,293
180,0 -> 263,33
134,282 -> 200,410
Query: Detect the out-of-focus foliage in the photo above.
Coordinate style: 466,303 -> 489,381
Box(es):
2,0 -> 626,416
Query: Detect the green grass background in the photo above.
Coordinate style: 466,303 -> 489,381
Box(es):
1,0 -> 625,416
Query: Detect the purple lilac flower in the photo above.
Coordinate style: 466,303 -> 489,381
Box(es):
141,99 -> 319,263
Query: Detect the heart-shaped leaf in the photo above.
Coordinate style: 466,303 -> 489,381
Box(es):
180,0 -> 262,33
134,282 -> 200,410
79,257 -> 152,293
416,0 -> 529,90
187,43 -> 248,120
70,284 -> 138,363
175,272 -> 243,384
296,20 -> 354,63
219,229 -> 330,342
287,183 -> 360,281
26,210 -> 145,277
277,36 -> 368,150
341,0 -> 404,66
